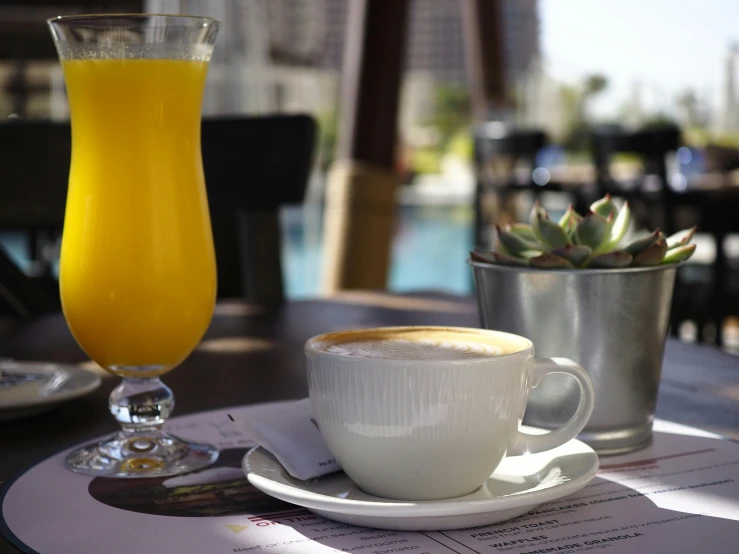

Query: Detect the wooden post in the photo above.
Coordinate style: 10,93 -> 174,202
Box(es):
320,0 -> 410,293
461,0 -> 512,249
460,0 -> 507,122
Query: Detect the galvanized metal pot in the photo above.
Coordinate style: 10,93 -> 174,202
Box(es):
470,261 -> 678,455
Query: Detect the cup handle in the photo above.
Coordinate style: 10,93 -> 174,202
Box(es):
509,357 -> 595,456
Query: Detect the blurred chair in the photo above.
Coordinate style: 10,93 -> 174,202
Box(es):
473,123 -> 547,193
591,124 -> 682,233
590,123 -> 739,346
203,115 -> 317,303
680,185 -> 739,347
472,123 -> 547,249
0,120 -> 68,318
0,115 -> 317,318
472,123 -> 595,250
591,124 -> 696,336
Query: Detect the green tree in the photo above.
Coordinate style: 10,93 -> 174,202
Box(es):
583,74 -> 608,97
316,109 -> 338,170
429,84 -> 471,149
561,73 -> 609,152
406,84 -> 472,175
675,89 -> 709,127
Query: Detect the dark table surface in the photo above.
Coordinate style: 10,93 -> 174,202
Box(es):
1,291 -> 739,552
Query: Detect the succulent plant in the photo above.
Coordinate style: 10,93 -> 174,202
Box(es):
471,195 -> 696,269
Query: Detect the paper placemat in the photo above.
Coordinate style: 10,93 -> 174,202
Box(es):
3,404 -> 739,554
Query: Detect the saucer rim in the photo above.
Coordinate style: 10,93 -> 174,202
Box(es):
243,431 -> 599,518
0,362 -> 102,410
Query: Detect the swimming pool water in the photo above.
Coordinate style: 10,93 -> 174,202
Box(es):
0,204 -> 476,300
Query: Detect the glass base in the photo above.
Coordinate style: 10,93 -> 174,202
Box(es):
66,430 -> 219,478
576,424 -> 653,456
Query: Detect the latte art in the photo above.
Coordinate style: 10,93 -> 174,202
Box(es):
325,338 -> 503,360
312,327 -> 523,361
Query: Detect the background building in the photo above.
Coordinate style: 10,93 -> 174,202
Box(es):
320,0 -> 540,87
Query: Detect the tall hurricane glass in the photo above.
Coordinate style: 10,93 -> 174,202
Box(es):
48,14 -> 220,477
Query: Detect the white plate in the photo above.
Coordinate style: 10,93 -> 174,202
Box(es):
243,427 -> 599,531
0,361 -> 102,420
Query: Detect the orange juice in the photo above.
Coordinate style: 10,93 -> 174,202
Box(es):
60,59 -> 216,376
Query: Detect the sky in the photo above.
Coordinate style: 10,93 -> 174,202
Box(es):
539,0 -> 739,118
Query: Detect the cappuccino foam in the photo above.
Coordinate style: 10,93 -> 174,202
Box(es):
311,327 -> 523,361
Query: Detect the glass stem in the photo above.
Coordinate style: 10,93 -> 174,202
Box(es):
109,377 -> 174,435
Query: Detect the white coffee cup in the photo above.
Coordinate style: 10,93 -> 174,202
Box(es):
306,326 -> 595,501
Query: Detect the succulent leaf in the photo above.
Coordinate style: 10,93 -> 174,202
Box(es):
529,202 -> 551,245
519,249 -> 546,260
558,204 -> 579,234
550,244 -> 592,267
564,214 -> 583,240
471,250 -> 529,266
574,212 -> 609,251
472,195 -> 695,270
470,250 -> 496,264
665,226 -> 697,250
607,201 -> 631,248
535,215 -> 571,249
508,223 -> 538,243
529,253 -> 574,269
623,229 -> 662,256
496,226 -> 539,257
558,204 -> 575,227
587,251 -> 633,268
632,239 -> 668,267
662,243 -> 696,264
529,201 -> 549,224
590,194 -> 618,220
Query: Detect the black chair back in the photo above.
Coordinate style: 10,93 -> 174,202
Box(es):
474,124 -> 546,180
0,121 -> 69,228
0,121 -> 68,317
0,115 -> 317,317
202,115 -> 317,302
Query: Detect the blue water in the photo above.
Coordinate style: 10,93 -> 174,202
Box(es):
1,231 -> 33,273
0,204 -> 475,299
282,204 -> 475,297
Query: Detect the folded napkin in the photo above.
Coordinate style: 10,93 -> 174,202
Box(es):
228,398 -> 340,480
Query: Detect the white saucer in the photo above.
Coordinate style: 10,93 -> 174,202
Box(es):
243,427 -> 599,531
0,361 -> 102,420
